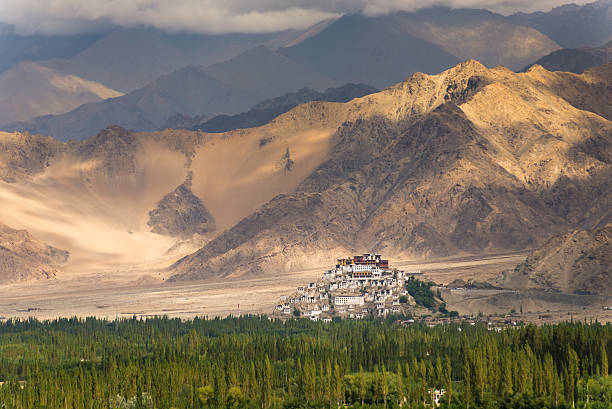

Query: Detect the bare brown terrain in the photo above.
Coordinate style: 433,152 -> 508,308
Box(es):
0,252 -> 609,323
0,252 -> 591,321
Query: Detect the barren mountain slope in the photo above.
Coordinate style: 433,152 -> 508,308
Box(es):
0,113 -> 347,274
498,224 -> 611,294
169,61 -> 612,280
0,221 -> 69,283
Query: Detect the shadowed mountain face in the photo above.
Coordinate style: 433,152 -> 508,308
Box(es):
279,8 -> 560,88
194,83 -> 377,133
0,62 -> 610,282
509,0 -> 612,48
499,224 -> 611,295
3,46 -> 337,140
279,13 -> 461,89
525,41 -> 612,73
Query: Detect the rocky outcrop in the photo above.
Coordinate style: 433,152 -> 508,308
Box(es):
498,224 -> 612,295
0,222 -> 69,283
148,173 -> 215,238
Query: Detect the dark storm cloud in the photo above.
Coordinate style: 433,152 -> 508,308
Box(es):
0,0 -> 594,35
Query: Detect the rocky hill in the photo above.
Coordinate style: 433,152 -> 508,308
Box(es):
498,224 -> 611,295
147,173 -> 216,238
525,41 -> 612,73
0,61 -> 610,281
0,222 -> 69,283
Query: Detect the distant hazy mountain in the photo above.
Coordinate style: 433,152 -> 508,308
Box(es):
525,41 -> 612,73
0,24 -> 102,73
43,28 -> 305,93
4,46 -> 337,140
0,62 -> 122,124
279,8 -> 559,88
279,13 -> 461,89
0,27 -> 311,123
509,0 -> 612,48
193,83 -> 377,133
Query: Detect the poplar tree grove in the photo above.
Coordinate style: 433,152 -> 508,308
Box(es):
0,316 -> 610,409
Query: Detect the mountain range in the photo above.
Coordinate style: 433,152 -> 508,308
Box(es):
0,60 -> 610,283
6,2 -> 612,139
3,46 -> 337,140
508,0 -> 612,48
279,8 -> 559,88
0,27 -> 312,125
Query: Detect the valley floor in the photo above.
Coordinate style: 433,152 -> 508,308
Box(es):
1,252 -> 610,323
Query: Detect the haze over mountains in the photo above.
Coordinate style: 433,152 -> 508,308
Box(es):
0,27 -> 311,125
3,1 -> 611,140
4,46 -> 337,140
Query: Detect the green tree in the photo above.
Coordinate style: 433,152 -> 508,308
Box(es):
358,364 -> 366,407
227,386 -> 245,409
601,341 -> 609,376
263,355 -> 273,408
197,386 -> 214,407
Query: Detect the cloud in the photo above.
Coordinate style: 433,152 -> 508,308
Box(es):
0,0 -> 596,35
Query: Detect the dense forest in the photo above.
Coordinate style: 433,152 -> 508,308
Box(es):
0,316 -> 610,409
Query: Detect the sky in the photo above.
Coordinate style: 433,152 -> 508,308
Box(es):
0,0 -> 596,35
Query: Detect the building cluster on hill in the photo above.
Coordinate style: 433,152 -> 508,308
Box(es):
274,253 -> 424,320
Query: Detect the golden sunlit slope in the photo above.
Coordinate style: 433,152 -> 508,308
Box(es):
0,61 -> 610,282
